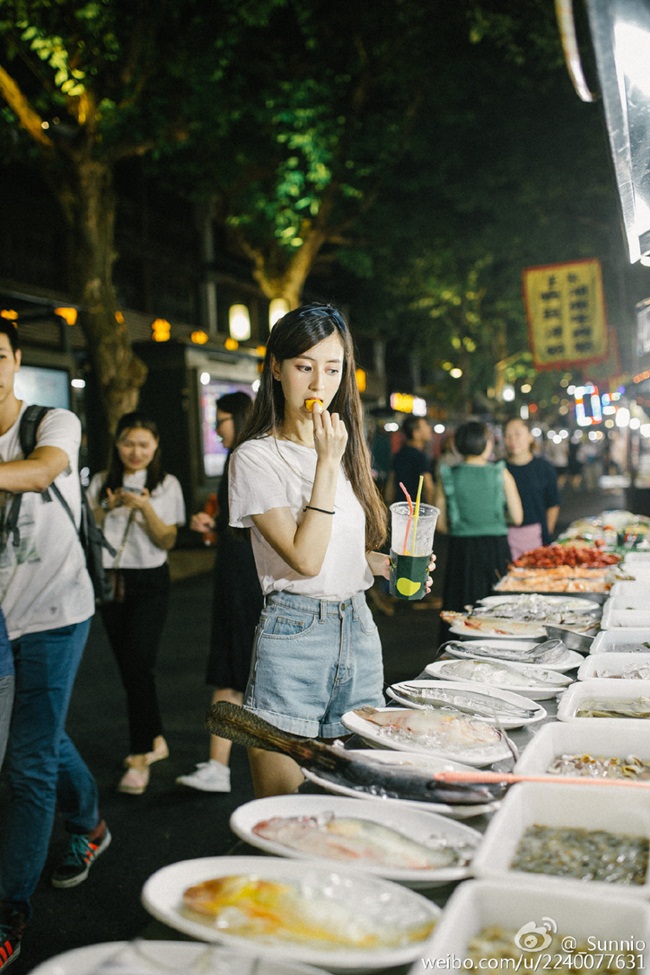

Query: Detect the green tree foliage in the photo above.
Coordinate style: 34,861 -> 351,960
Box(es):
0,0 -> 281,439
155,0 -> 432,308
338,0 -> 636,413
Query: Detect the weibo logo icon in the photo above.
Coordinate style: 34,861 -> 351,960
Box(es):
514,917 -> 558,952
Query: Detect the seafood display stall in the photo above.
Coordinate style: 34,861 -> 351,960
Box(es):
32,511 -> 650,975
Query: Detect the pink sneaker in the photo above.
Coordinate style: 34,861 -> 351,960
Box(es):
118,763 -> 150,795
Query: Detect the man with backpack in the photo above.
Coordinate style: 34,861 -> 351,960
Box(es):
0,321 -> 109,971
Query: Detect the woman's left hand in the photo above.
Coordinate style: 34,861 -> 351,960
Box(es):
424,554 -> 436,594
120,487 -> 151,511
367,551 -> 437,593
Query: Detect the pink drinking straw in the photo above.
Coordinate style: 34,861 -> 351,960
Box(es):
399,482 -> 414,555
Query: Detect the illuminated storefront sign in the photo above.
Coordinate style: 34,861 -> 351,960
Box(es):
389,393 -> 427,415
523,259 -> 608,369
574,384 -> 603,426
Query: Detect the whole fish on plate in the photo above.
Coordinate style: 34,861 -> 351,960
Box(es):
472,595 -> 600,626
252,812 -> 475,870
438,659 -> 568,689
388,682 -> 540,721
441,611 -> 546,637
351,706 -> 507,761
183,873 -> 436,948
441,639 -> 569,665
206,702 -> 506,805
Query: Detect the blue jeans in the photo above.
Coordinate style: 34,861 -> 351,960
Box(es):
0,619 -> 98,917
0,675 -> 14,770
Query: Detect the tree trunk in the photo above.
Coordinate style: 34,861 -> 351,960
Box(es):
45,156 -> 147,458
239,223 -> 329,310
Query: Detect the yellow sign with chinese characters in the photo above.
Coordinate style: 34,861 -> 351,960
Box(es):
523,259 -> 608,369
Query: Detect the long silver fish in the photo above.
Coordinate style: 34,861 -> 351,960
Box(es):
393,683 -> 539,720
443,639 -> 568,665
252,813 -> 475,869
205,702 -> 506,805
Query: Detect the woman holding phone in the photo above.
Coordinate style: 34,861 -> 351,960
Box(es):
87,413 -> 185,795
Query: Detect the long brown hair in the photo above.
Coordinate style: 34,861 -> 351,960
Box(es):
238,303 -> 387,549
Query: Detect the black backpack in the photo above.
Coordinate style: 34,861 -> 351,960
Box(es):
2,405 -> 116,605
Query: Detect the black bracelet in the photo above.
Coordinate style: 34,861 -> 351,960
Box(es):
303,505 -> 335,515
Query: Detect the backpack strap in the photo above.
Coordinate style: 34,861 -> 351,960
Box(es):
1,406 -> 53,550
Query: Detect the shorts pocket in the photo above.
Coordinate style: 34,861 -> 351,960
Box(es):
358,601 -> 379,635
260,608 -> 317,639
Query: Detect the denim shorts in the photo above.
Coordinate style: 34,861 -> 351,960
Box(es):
245,590 -> 385,738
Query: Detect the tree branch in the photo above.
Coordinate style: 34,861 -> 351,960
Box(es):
0,64 -> 54,148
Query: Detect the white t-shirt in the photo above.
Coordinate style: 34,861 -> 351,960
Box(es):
0,403 -> 95,640
229,436 -> 373,600
87,470 -> 185,569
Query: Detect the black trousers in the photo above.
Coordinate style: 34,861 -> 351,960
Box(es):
100,563 -> 171,754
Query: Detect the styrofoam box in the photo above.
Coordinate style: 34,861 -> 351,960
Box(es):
608,581 -> 650,602
513,718 -> 650,775
601,602 -> 650,629
415,878 -> 650,970
556,677 -> 650,721
590,628 -> 650,653
472,781 -> 650,897
620,565 -> 650,585
578,652 -> 650,680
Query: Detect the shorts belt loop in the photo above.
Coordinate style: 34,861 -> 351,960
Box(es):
319,599 -> 327,622
351,592 -> 359,621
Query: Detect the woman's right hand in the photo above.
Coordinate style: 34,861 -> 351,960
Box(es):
190,511 -> 216,533
312,403 -> 348,466
103,487 -> 120,511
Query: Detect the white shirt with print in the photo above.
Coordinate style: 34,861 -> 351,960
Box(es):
0,403 -> 95,640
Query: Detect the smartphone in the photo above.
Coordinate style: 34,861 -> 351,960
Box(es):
122,486 -> 144,495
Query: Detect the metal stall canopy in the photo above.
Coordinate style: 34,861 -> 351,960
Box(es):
559,0 -> 650,264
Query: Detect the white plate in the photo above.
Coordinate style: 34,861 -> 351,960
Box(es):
578,653 -> 650,680
440,638 -> 583,672
425,659 -> 572,700
419,878 -> 650,972
449,619 -> 547,639
340,707 -> 514,767
478,594 -> 600,613
229,794 -> 482,888
514,718 -> 650,776
301,749 -> 500,819
471,781 -> 650,897
29,941 -> 329,975
386,680 -> 546,729
141,855 -> 440,973
589,628 -> 650,653
556,677 -> 650,721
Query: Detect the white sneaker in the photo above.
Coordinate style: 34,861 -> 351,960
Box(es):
176,761 -> 231,793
